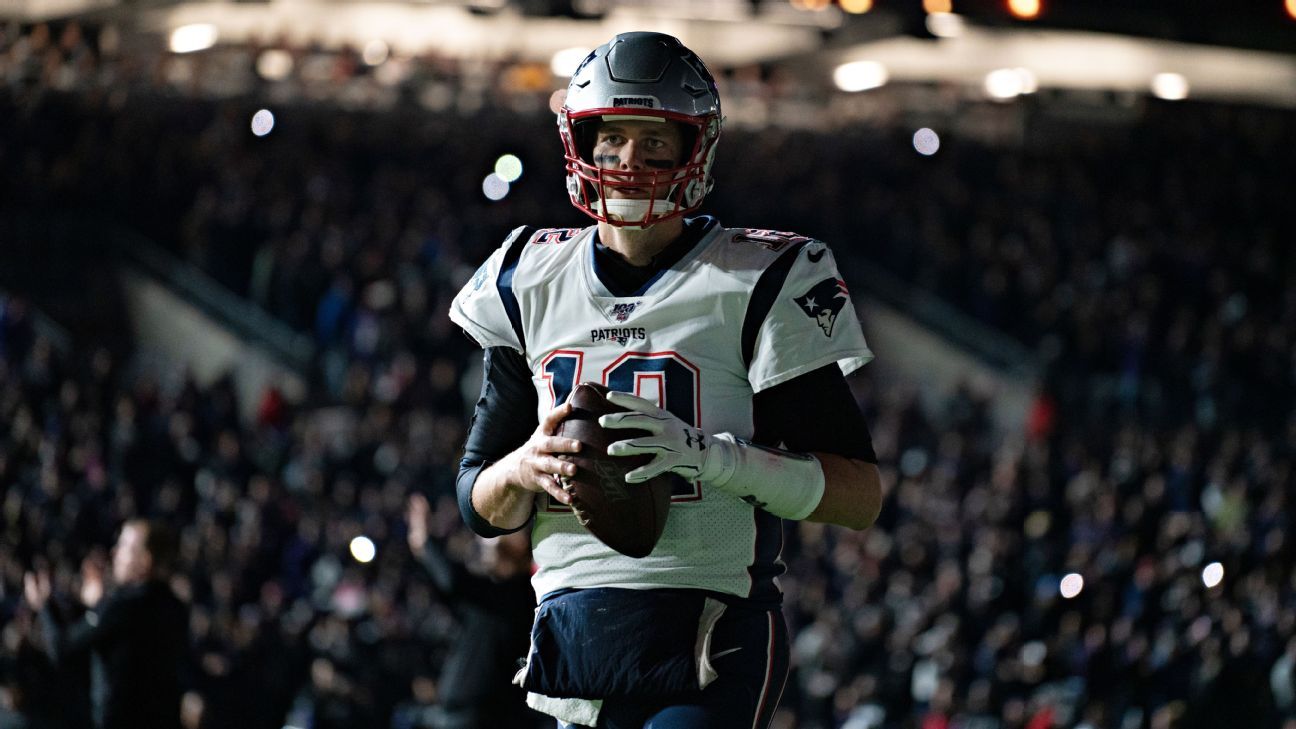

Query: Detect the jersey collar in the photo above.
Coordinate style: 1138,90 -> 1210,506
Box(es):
589,216 -> 719,298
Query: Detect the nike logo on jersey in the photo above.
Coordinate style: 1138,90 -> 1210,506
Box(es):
807,248 -> 826,263
794,278 -> 850,337
591,327 -> 647,345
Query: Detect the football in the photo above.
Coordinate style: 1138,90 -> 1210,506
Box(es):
556,383 -> 673,558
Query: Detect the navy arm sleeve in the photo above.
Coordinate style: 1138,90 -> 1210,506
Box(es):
752,364 -> 877,463
456,346 -> 540,537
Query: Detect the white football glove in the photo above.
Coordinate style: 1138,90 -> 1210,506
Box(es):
598,392 -> 737,485
599,391 -> 827,521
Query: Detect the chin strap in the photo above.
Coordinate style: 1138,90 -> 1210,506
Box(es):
599,198 -> 680,228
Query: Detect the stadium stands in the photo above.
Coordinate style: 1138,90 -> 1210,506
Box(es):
2,20 -> 1294,729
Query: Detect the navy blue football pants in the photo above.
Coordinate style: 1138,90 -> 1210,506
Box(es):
559,603 -> 790,729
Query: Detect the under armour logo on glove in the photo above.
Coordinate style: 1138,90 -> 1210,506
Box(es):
599,392 -> 735,484
683,429 -> 707,450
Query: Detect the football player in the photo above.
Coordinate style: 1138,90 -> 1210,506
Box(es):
449,32 -> 883,728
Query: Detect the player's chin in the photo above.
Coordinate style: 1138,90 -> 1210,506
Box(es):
607,190 -> 651,198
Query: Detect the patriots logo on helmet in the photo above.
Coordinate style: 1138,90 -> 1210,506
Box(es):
609,302 -> 639,322
794,278 -> 850,337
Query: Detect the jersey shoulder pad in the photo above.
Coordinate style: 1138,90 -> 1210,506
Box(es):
712,226 -> 820,270
448,225 -> 536,351
528,227 -> 583,246
514,225 -> 593,281
729,228 -> 815,254
743,237 -> 873,392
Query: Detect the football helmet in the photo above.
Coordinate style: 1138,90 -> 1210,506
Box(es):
558,32 -> 722,228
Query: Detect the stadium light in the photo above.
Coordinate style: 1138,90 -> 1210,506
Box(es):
250,109 -> 275,137
349,536 -> 376,564
495,154 -> 523,183
1202,562 -> 1224,588
912,128 -> 940,156
923,0 -> 952,13
839,0 -> 873,14
1007,0 -> 1040,19
926,12 -> 965,38
833,61 -> 888,92
256,49 -> 294,81
1059,573 -> 1083,599
984,68 -> 1024,99
1151,73 -> 1189,100
482,173 -> 510,201
551,47 -> 591,78
1288,0 -> 1296,21
169,24 -> 218,54
362,40 -> 390,66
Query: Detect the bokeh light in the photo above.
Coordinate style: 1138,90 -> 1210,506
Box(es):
550,47 -> 591,78
549,89 -> 567,114
985,68 -> 1035,100
349,536 -> 376,564
1007,0 -> 1041,19
362,39 -> 390,66
1202,561 -> 1224,588
250,109 -> 275,137
482,173 -> 510,201
169,24 -> 217,54
1152,73 -> 1189,100
256,49 -> 294,81
839,0 -> 873,13
833,61 -> 888,92
913,127 -> 940,156
926,12 -> 966,38
495,154 -> 524,183
1060,573 -> 1084,599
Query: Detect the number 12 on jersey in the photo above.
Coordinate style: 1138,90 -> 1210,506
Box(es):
541,350 -> 703,502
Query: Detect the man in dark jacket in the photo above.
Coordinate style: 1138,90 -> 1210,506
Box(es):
405,494 -> 546,729
24,519 -> 189,729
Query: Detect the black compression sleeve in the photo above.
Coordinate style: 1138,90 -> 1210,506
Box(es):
752,364 -> 877,463
456,346 -> 540,537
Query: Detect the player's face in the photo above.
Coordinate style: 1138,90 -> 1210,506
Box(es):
591,120 -> 685,199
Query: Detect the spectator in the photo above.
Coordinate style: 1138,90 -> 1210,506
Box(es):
23,520 -> 189,729
404,493 -> 544,728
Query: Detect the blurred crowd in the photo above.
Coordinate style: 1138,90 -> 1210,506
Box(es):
2,17 -> 1295,729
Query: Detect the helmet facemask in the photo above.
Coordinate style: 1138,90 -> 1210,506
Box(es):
561,112 -> 717,228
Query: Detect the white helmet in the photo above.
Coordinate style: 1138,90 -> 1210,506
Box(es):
558,32 -> 723,227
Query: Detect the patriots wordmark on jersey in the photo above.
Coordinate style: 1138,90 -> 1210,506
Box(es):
450,218 -> 873,602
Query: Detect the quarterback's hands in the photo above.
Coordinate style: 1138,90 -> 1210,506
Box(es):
497,402 -> 581,506
599,392 -> 736,484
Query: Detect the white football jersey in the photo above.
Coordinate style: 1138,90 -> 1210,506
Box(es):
450,218 -> 873,601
